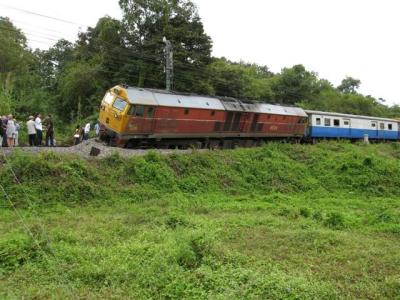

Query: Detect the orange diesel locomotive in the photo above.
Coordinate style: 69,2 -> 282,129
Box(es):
98,85 -> 308,148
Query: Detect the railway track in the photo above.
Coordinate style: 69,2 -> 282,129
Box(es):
1,140 -> 207,159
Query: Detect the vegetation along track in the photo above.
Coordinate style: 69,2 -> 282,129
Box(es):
1,141 -> 400,299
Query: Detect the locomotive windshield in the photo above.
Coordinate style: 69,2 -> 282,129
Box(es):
112,98 -> 128,111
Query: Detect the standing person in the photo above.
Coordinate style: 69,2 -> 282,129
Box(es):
0,117 -> 3,147
14,119 -> 20,146
2,116 -> 8,147
35,114 -> 43,146
26,116 -> 36,146
94,122 -> 100,137
6,115 -> 16,147
83,122 -> 91,141
45,114 -> 54,147
74,125 -> 81,145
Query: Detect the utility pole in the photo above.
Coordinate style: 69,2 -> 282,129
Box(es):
163,37 -> 173,91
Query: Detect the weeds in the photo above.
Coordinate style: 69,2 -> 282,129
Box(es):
1,142 -> 400,298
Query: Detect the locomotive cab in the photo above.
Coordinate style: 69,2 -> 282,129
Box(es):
99,87 -> 130,143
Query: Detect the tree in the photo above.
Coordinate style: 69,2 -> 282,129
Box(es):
0,17 -> 51,116
208,58 -> 273,100
56,63 -> 105,121
0,17 -> 28,91
118,0 -> 212,92
337,76 -> 361,94
271,65 -> 319,104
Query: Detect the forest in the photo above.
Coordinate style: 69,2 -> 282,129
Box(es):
1,0 -> 400,125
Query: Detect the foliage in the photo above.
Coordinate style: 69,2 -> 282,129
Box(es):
1,143 -> 400,298
119,0 -> 212,93
337,76 -> 361,94
271,64 -> 319,104
208,58 -> 274,100
1,1 -> 400,124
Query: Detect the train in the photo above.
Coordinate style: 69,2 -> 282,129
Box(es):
98,85 -> 400,148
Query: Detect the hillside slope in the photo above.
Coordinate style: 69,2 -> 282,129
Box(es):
0,142 -> 399,299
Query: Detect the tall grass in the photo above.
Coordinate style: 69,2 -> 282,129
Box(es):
0,142 -> 400,299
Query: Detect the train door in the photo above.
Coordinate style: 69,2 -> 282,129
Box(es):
128,105 -> 155,133
142,106 -> 155,133
398,122 -> 400,139
127,104 -> 145,133
223,112 -> 234,131
251,114 -> 259,132
342,118 -> 351,137
231,112 -> 242,131
378,122 -> 385,139
371,121 -> 378,138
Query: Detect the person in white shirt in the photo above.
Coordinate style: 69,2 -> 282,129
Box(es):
14,119 -> 20,146
83,122 -> 91,141
6,115 -> 16,148
27,116 -> 36,146
35,114 -> 43,146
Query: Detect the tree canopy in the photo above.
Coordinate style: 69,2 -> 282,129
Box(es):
337,76 -> 361,94
1,1 -> 399,121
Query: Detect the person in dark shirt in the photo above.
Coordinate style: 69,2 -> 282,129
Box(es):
74,125 -> 81,145
1,116 -> 8,147
45,115 -> 54,147
0,117 -> 3,147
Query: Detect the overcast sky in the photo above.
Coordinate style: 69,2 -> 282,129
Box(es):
1,0 -> 399,105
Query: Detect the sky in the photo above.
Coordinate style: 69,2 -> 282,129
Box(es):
1,0 -> 399,105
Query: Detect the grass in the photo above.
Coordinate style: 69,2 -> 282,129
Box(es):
0,141 -> 400,299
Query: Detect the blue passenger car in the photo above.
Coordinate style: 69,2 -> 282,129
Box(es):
305,110 -> 399,140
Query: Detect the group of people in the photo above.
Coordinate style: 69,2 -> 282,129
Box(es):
0,114 -> 100,147
0,114 -> 54,147
74,122 -> 100,145
0,115 -> 20,147
26,114 -> 54,147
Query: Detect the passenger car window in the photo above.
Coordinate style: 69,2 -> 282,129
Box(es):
324,118 -> 331,126
316,118 -> 321,125
380,123 -> 385,130
184,108 -> 189,115
371,122 -> 376,128
343,120 -> 349,125
333,119 -> 340,127
112,98 -> 127,111
388,124 -> 393,130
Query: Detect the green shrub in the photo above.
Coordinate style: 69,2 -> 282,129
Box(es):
299,207 -> 311,218
0,233 -> 47,273
323,212 -> 346,230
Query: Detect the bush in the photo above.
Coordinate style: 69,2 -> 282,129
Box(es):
323,212 -> 346,230
0,233 -> 47,273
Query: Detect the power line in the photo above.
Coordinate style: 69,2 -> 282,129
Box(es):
0,3 -> 87,27
11,18 -> 75,35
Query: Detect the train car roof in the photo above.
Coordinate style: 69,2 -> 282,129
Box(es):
124,86 -> 308,117
258,104 -> 308,117
126,87 -> 225,110
305,110 -> 399,122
